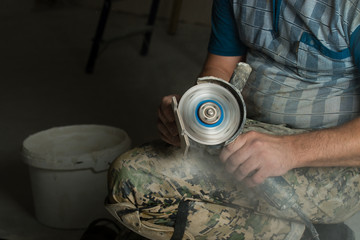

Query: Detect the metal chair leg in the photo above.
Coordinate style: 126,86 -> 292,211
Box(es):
168,0 -> 182,35
140,0 -> 160,56
86,0 -> 112,74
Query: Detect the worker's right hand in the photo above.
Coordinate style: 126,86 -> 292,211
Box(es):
157,94 -> 181,146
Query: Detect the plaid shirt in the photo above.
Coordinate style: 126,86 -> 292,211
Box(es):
209,0 -> 360,129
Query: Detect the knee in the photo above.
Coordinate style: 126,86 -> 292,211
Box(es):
107,149 -> 136,203
107,145 -> 158,204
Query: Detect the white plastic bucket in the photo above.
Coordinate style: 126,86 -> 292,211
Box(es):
22,125 -> 131,229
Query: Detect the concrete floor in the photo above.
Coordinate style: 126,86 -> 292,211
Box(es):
0,4 -> 359,240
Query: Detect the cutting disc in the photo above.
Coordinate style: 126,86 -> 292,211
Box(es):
178,83 -> 241,145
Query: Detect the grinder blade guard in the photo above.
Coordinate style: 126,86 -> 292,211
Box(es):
172,62 -> 252,155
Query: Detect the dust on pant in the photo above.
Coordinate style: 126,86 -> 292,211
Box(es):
106,119 -> 360,240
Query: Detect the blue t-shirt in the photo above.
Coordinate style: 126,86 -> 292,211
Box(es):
209,0 -> 360,129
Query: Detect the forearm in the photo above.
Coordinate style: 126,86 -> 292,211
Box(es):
198,53 -> 244,81
290,117 -> 360,168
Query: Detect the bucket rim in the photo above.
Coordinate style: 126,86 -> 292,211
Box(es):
22,124 -> 131,171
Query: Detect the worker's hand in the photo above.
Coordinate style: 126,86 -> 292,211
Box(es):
157,94 -> 181,146
219,131 -> 296,187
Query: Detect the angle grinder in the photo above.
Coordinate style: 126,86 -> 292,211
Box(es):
172,62 -> 251,155
171,62 -> 320,240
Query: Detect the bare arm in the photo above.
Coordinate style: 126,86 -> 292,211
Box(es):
220,117 -> 360,187
290,117 -> 360,168
199,53 -> 244,81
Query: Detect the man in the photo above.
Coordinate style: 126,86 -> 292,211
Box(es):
107,0 -> 360,239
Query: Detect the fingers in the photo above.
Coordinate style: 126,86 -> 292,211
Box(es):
223,152 -> 248,174
220,134 -> 253,180
227,155 -> 266,187
242,169 -> 267,188
233,159 -> 259,182
157,94 -> 181,146
220,134 -> 247,172
219,134 -> 247,162
158,108 -> 178,136
219,132 -> 268,187
157,119 -> 180,146
219,134 -> 248,174
159,95 -> 180,122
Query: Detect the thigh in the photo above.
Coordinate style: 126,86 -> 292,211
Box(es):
107,140 -> 304,240
244,119 -> 360,223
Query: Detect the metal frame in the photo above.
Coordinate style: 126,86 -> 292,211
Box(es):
85,0 -> 160,73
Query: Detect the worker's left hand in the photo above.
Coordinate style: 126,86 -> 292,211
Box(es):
219,131 -> 296,187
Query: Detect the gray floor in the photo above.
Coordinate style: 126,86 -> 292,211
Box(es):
0,4 -> 359,240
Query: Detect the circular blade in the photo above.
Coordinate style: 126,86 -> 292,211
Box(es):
178,83 -> 241,145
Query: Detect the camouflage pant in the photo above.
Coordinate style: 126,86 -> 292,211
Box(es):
106,120 -> 360,240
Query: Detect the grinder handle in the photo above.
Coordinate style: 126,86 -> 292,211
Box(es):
229,62 -> 252,91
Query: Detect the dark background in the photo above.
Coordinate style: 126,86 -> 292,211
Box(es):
0,0 -> 210,239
